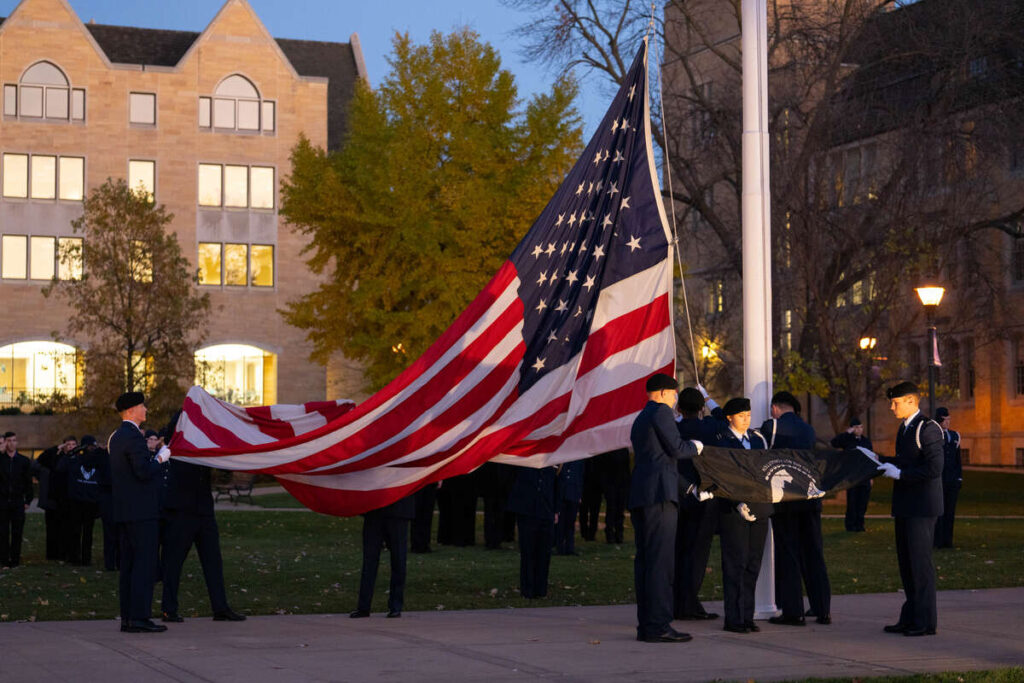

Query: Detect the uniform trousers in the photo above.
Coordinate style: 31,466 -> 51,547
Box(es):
100,498 -> 119,570
844,481 -> 872,532
410,485 -> 436,553
773,501 -> 831,618
673,499 -> 717,617
483,493 -> 507,549
44,508 -> 67,560
632,502 -> 677,638
67,500 -> 99,565
516,516 -> 553,598
895,516 -> 938,631
0,508 -> 26,566
555,500 -> 579,554
579,480 -> 602,541
934,483 -> 960,548
603,481 -> 628,544
118,519 -> 159,622
357,515 -> 409,613
719,512 -> 769,628
160,512 -> 229,615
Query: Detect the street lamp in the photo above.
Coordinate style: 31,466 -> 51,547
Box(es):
859,336 -> 878,438
915,285 -> 945,419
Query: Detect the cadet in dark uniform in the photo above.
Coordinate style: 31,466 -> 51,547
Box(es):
555,459 -> 583,555
878,382 -> 943,636
762,391 -> 831,626
480,462 -> 515,550
108,391 -> 170,633
0,432 -> 33,567
90,435 -> 119,571
410,481 -> 438,553
35,435 -> 76,561
714,398 -> 771,633
598,448 -> 630,544
66,439 -> 105,566
350,493 -> 415,618
578,455 -> 603,541
629,373 -> 701,643
831,417 -> 873,532
506,465 -> 558,598
933,407 -> 962,549
673,386 -> 722,621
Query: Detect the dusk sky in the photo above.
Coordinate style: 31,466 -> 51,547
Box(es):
6,0 -> 617,136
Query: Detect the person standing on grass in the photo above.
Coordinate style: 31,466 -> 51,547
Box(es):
831,417 -> 873,532
878,381 -> 943,637
507,465 -> 559,598
0,431 -> 33,568
933,407 -> 962,549
350,493 -> 415,618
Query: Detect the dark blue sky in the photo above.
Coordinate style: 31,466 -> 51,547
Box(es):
11,0 -> 613,136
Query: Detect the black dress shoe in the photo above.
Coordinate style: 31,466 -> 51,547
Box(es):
816,615 -> 832,625
679,611 -> 719,621
386,610 -> 401,618
768,615 -> 806,626
884,623 -> 910,634
643,628 -> 692,643
349,609 -> 370,618
125,620 -> 167,633
723,623 -> 749,634
744,621 -> 761,632
162,612 -> 184,623
904,627 -> 936,637
213,608 -> 246,621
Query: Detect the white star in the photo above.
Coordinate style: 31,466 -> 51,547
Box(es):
564,335 -> 571,343
566,270 -> 578,286
627,235 -> 642,252
535,299 -> 547,313
537,271 -> 548,285
549,270 -> 558,285
613,149 -> 625,163
560,242 -> 568,255
587,181 -> 594,194
628,84 -> 636,101
547,331 -> 558,343
602,149 -> 610,161
602,213 -> 614,228
611,118 -> 619,133
579,242 -> 587,252
594,180 -> 602,193
593,151 -> 602,165
607,182 -> 619,196
568,212 -> 577,227
555,213 -> 565,227
593,245 -> 606,260
574,305 -> 583,317
555,299 -> 568,313
576,182 -> 585,195
532,357 -> 546,372
546,243 -> 556,256
620,118 -> 630,131
583,275 -> 596,291
620,196 -> 631,209
531,245 -> 543,258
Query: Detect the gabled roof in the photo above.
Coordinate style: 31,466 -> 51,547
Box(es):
0,16 -> 358,149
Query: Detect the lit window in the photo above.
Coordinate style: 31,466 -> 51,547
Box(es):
201,74 -> 274,133
30,236 -> 55,280
224,165 -> 248,208
130,240 -> 152,283
31,155 -> 56,199
0,341 -> 80,407
198,243 -> 222,285
128,160 -> 155,202
3,153 -> 28,198
59,157 -> 84,200
195,343 -> 277,406
224,243 -> 248,285
198,164 -> 222,206
129,92 -> 156,125
250,167 -> 274,209
2,235 -> 27,278
57,237 -> 82,280
251,245 -> 274,287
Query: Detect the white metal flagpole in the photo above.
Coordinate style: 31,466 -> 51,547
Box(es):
741,0 -> 779,619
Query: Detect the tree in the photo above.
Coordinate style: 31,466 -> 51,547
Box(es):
280,28 -> 583,390
44,178 -> 211,424
505,0 -> 1024,431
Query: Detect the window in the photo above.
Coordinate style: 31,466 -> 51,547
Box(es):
1016,448 -> 1024,467
198,242 -> 274,288
1,234 -> 80,281
130,240 -> 153,283
4,61 -> 84,122
128,160 -> 155,202
1015,339 -> 1024,397
2,153 -> 84,201
199,74 -> 275,133
962,448 -> 971,465
57,237 -> 82,280
965,338 -> 975,399
707,279 -> 724,315
195,343 -> 277,406
0,341 -> 79,407
129,92 -> 156,125
2,235 -> 27,278
1012,238 -> 1024,284
944,339 -> 960,399
30,236 -> 55,280
831,143 -> 879,207
197,163 -> 275,209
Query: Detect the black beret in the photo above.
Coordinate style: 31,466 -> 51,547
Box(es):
710,406 -> 725,421
645,373 -> 678,392
935,407 -> 950,419
144,429 -> 159,439
723,397 -> 751,416
80,435 -> 96,446
770,391 -> 801,413
849,417 -> 862,427
115,391 -> 145,412
677,387 -> 705,413
886,381 -> 919,400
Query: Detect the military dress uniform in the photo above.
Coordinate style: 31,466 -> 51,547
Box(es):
598,448 -> 630,544
831,430 -> 874,532
0,449 -> 33,567
506,466 -> 558,598
352,494 -> 416,617
933,421 -> 962,549
555,460 -> 583,555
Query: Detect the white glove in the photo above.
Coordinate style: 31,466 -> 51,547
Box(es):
736,502 -> 757,522
693,489 -> 714,502
691,440 -> 703,455
856,446 -> 880,464
156,446 -> 171,464
877,462 -> 900,480
696,383 -> 710,399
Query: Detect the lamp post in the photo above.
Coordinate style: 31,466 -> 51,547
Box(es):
915,286 -> 945,419
859,336 -> 877,438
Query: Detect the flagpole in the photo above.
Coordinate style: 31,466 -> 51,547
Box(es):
741,0 -> 778,620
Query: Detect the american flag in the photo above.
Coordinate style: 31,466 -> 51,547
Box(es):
170,41 -> 676,516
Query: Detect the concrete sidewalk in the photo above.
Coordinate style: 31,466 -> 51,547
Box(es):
3,588 -> 1022,682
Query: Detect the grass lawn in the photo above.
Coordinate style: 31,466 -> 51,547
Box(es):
782,669 -> 1024,683
1,510 -> 1021,622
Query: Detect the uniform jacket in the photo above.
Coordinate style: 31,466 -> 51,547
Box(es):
713,428 -> 773,519
940,429 -> 963,485
161,459 -> 215,517
365,493 -> 416,520
506,466 -> 558,521
883,412 -> 944,518
67,447 -> 107,504
108,421 -> 163,523
677,415 -> 721,507
628,401 -> 699,509
596,448 -> 631,490
0,451 -> 33,510
760,412 -> 816,449
557,460 -> 584,502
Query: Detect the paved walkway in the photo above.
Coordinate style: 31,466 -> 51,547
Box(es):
3,587 -> 1022,682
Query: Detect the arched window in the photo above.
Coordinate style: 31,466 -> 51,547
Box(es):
3,61 -> 85,121
198,74 -> 275,133
195,344 -> 277,406
0,341 -> 79,407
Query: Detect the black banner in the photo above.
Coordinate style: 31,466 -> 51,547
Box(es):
692,447 -> 879,503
